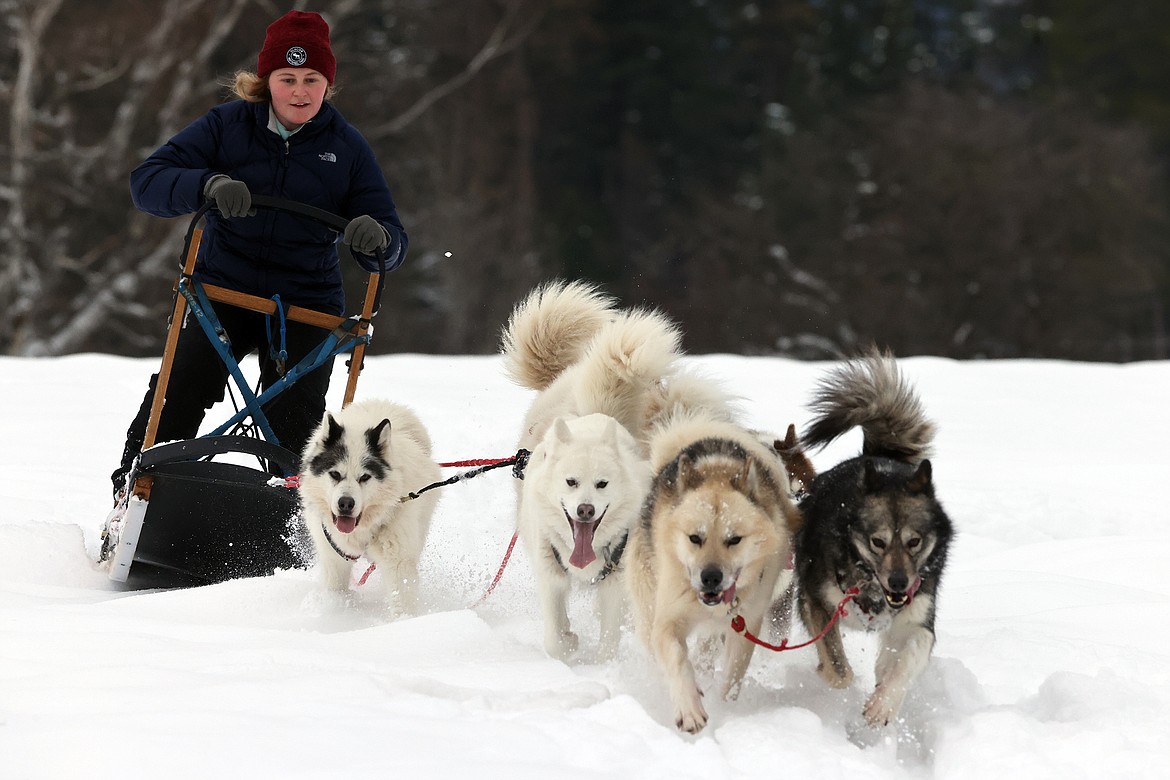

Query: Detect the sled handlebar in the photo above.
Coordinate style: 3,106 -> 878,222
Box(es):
248,195 -> 350,233
181,196 -> 388,317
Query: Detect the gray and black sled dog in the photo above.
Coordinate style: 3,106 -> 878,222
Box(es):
785,348 -> 953,728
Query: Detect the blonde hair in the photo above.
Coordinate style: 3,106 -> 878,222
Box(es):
227,70 -> 336,103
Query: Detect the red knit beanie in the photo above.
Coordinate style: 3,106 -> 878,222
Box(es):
257,11 -> 336,84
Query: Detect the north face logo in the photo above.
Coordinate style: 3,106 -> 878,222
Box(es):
318,152 -> 337,163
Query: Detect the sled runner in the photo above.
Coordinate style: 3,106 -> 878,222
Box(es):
99,196 -> 386,587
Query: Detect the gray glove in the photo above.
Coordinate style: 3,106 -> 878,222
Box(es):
204,176 -> 254,218
343,215 -> 389,256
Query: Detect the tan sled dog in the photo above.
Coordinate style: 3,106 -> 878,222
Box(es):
626,411 -> 802,733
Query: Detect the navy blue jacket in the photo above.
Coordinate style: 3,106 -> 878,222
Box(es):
131,100 -> 405,314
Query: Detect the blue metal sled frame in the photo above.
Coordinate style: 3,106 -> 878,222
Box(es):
182,276 -> 369,455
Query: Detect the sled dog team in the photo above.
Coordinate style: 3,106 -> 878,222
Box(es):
298,280 -> 954,734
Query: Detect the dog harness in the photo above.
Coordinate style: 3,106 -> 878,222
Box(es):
548,531 -> 628,584
321,522 -> 360,562
591,533 -> 628,585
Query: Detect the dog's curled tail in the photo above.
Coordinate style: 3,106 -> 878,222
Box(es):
500,279 -> 618,390
574,307 -> 684,418
803,348 -> 935,463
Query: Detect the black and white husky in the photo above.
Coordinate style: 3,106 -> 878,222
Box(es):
788,349 -> 953,728
299,400 -> 440,613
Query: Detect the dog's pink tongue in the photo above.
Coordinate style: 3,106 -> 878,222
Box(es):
569,521 -> 597,568
721,582 -> 737,605
334,515 -> 357,534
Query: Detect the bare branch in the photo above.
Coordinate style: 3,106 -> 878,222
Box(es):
71,60 -> 133,93
22,221 -> 188,357
367,0 -> 542,139
2,0 -> 66,330
152,0 -> 252,142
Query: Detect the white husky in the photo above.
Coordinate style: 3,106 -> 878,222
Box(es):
501,280 -> 691,659
299,399 -> 440,613
517,413 -> 651,660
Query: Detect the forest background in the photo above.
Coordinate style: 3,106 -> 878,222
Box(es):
2,0 -> 1167,362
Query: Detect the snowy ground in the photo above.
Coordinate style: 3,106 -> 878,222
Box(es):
1,352 -> 1167,779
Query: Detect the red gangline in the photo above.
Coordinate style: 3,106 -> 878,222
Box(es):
471,530 -> 519,606
730,586 -> 860,652
437,456 -> 515,468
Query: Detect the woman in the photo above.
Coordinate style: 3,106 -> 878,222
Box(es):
111,10 -> 405,498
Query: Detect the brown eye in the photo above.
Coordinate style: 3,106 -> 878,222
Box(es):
329,471 -> 342,482
688,534 -> 703,546
907,537 -> 922,550
871,537 -> 887,550
726,536 -> 743,547
566,478 -> 578,488
595,480 -> 608,489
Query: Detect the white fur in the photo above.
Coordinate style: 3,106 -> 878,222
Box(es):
501,281 -> 692,659
500,279 -> 618,391
299,399 -> 439,614
516,308 -> 684,454
517,413 -> 650,660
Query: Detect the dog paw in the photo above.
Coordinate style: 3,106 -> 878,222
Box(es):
863,685 -> 903,728
674,699 -> 709,734
672,684 -> 707,734
817,661 -> 854,689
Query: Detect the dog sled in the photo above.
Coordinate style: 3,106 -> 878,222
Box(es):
98,196 -> 386,588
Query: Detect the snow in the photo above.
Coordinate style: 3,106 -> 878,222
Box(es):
2,352 -> 1168,779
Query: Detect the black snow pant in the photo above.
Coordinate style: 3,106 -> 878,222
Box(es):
111,304 -> 335,496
